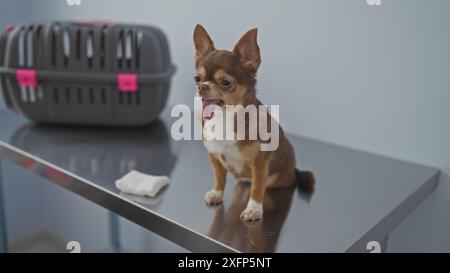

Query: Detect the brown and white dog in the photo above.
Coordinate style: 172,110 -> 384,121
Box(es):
193,25 -> 314,222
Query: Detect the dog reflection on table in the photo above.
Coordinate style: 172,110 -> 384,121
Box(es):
207,171 -> 315,253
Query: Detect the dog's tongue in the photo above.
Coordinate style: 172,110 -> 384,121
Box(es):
202,99 -> 221,119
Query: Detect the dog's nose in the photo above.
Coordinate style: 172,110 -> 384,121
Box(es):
198,83 -> 210,96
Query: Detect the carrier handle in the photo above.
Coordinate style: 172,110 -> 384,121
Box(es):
0,64 -> 176,85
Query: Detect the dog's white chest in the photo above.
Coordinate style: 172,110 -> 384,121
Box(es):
204,140 -> 244,173
203,115 -> 245,173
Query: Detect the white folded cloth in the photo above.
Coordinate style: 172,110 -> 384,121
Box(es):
115,170 -> 170,198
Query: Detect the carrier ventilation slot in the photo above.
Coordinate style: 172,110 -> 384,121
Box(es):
135,31 -> 143,69
116,29 -> 142,106
18,26 -> 34,68
65,87 -> 71,104
77,88 -> 83,104
101,88 -> 107,105
135,91 -> 140,105
51,23 -> 60,67
118,93 -> 135,106
118,92 -> 124,105
76,28 -> 82,60
53,86 -> 105,106
53,87 -> 59,103
117,30 -> 123,68
17,26 -> 44,103
26,27 -> 33,67
100,26 -> 107,68
127,92 -> 132,104
116,29 -> 141,105
117,29 -> 138,70
125,31 -> 132,69
37,86 -> 44,100
18,28 -> 25,67
86,30 -> 94,68
118,90 -> 140,106
63,29 -> 70,67
89,88 -> 94,104
33,25 -> 42,65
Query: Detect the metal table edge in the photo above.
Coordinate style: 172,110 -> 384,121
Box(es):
346,169 -> 440,252
0,140 -> 240,253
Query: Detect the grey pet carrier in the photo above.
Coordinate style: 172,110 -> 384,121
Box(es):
0,21 -> 176,126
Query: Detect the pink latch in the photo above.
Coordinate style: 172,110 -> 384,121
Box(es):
6,25 -> 15,32
117,73 -> 138,92
16,69 -> 37,87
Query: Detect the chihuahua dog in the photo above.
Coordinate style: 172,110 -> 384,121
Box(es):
193,25 -> 314,221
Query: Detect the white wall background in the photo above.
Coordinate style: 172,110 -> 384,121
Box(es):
1,0 -> 450,251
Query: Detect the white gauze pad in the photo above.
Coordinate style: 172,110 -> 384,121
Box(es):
115,170 -> 170,197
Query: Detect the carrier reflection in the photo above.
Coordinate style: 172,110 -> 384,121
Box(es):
9,120 -> 177,195
4,120 -> 177,252
207,172 -> 315,253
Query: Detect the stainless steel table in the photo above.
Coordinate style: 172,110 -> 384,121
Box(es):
0,109 -> 439,252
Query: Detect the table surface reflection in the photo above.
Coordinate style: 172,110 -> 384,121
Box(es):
0,109 -> 439,252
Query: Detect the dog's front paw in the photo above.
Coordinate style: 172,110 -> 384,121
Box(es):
205,190 -> 223,206
240,199 -> 263,222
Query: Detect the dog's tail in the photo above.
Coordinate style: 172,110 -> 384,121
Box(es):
295,169 -> 315,193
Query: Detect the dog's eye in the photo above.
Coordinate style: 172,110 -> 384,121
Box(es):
194,75 -> 201,84
219,79 -> 231,88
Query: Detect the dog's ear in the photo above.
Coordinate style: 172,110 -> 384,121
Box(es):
193,24 -> 214,63
233,28 -> 261,76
